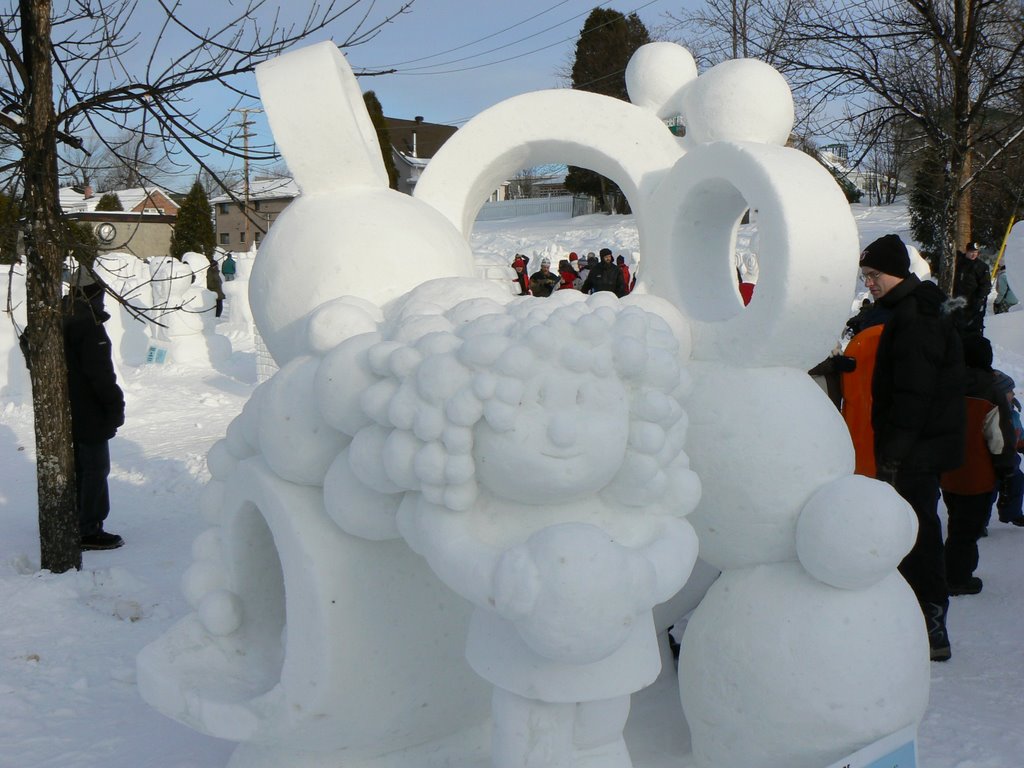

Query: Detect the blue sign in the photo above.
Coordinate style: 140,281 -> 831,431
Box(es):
824,726 -> 917,768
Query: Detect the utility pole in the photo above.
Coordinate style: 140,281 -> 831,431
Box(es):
230,107 -> 264,249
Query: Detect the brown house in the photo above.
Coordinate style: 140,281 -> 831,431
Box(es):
61,185 -> 180,261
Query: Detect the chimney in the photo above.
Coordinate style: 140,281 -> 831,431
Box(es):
412,115 -> 424,158
83,184 -> 93,199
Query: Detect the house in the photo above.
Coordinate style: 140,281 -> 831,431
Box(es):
61,185 -> 180,261
210,116 -> 475,247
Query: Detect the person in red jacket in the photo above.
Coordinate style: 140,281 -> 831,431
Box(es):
616,255 -> 631,294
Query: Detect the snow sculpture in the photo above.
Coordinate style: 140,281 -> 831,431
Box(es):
147,253 -> 230,366
92,253 -> 151,367
321,284 -> 700,768
139,37 -> 931,768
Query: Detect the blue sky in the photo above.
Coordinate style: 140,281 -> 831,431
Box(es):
208,0 -> 694,184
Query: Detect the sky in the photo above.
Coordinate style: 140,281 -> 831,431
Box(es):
210,0 -> 695,185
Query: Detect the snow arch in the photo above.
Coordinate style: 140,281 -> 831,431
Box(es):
414,89 -> 684,239
643,141 -> 860,369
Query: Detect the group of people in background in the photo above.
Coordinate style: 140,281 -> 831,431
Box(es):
813,234 -> 1022,664
510,248 -> 633,298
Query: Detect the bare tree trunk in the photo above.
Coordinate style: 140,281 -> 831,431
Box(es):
956,146 -> 973,249
21,0 -> 81,573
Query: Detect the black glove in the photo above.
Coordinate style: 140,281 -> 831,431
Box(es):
997,473 -> 1014,510
836,355 -> 857,374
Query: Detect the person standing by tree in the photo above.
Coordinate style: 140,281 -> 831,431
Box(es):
953,241 -> 992,335
860,234 -> 966,662
63,268 -> 125,550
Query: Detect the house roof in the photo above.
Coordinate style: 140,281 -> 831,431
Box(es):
384,117 -> 457,160
208,176 -> 300,204
59,186 -> 179,214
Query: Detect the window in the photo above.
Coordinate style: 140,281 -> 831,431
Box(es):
218,203 -> 229,214
255,231 -> 262,244
239,231 -> 246,243
253,201 -> 261,212
219,233 -> 229,244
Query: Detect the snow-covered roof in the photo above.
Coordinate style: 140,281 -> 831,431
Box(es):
209,176 -> 300,204
59,186 -> 179,214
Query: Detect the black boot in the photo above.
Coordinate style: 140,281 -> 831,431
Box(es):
922,601 -> 951,662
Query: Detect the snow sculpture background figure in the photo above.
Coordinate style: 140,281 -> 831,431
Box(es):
320,283 -> 700,768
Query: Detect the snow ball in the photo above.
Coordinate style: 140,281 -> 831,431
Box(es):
472,371 -> 498,401
367,340 -> 404,376
445,388 -> 484,427
443,481 -> 477,512
412,405 -> 446,442
613,336 -> 648,375
349,425 -> 402,494
682,58 -> 794,146
560,345 -> 593,373
457,313 -> 516,339
415,330 -> 462,357
525,325 -> 553,356
625,42 -> 697,117
393,313 -> 454,344
447,297 -> 507,326
644,349 -> 681,390
324,449 -> 401,539
388,345 -> 423,380
629,421 -> 666,455
387,382 -> 420,431
422,483 -> 445,505
198,589 -> 243,636
414,441 -> 449,486
483,400 -> 517,433
444,454 -> 475,485
224,416 -> 251,460
258,356 -> 347,486
182,560 -> 228,608
797,475 -> 918,589
665,465 -> 701,512
458,333 -> 509,368
191,527 -> 223,562
206,439 -> 237,481
198,480 -> 225,525
634,390 -> 672,423
315,332 -> 381,436
416,352 -> 467,405
574,312 -> 610,342
494,377 -> 524,406
360,378 -> 401,426
382,429 -> 424,490
304,298 -> 379,355
496,346 -> 535,379
442,425 -> 473,455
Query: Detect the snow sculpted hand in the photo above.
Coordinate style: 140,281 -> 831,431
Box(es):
494,523 -> 658,664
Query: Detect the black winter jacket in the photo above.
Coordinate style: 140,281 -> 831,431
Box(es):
581,261 -> 627,297
871,274 -> 966,472
62,294 -> 125,443
953,253 -> 991,316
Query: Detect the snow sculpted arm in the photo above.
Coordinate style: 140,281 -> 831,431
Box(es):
796,474 -> 918,589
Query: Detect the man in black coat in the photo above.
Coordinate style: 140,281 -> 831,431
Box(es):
63,268 -> 126,550
953,241 -> 991,334
581,247 -> 627,297
861,234 -> 966,662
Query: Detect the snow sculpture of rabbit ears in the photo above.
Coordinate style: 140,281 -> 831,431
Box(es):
250,43 -> 476,366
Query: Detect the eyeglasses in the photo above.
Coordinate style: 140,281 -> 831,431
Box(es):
860,270 -> 883,285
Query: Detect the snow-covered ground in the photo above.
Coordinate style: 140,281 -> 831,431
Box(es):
3,203 -> 1024,768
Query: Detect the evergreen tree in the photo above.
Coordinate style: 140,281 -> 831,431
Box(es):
909,145 -> 954,280
565,9 -> 651,213
169,179 -> 216,260
66,220 -> 99,268
94,192 -> 123,211
363,91 -> 399,190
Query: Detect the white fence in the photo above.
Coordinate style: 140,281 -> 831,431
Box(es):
475,195 -> 595,222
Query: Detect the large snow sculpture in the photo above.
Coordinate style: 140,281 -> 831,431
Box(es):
139,37 -> 931,768
321,284 -> 700,768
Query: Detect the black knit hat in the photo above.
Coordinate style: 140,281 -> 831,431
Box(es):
859,234 -> 911,278
599,247 -> 613,258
